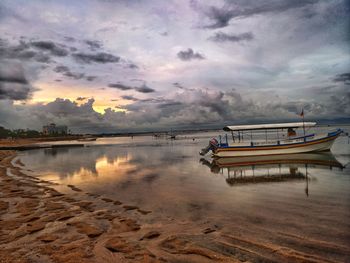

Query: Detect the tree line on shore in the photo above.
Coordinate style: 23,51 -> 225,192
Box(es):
0,126 -> 68,139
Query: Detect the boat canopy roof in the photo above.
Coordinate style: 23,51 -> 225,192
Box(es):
223,122 -> 316,131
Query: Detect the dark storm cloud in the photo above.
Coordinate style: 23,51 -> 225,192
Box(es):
108,83 -> 155,93
177,48 -> 205,61
208,31 -> 254,43
0,62 -> 33,100
333,73 -> 350,84
30,41 -> 69,57
53,65 -> 70,73
72,52 -> 120,64
0,70 -> 28,84
84,40 -> 103,50
108,83 -> 133,90
157,101 -> 183,109
127,63 -> 138,69
135,84 -> 155,93
53,65 -> 85,80
202,6 -> 236,29
1,87 -> 350,133
0,39 -> 51,63
121,95 -> 139,101
64,71 -> 85,80
86,76 -> 97,81
199,0 -> 319,29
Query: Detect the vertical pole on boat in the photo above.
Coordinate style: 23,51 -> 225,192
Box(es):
301,108 -> 306,141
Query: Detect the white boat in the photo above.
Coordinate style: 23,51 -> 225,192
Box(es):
200,122 -> 343,157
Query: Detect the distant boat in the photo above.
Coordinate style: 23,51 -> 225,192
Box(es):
167,130 -> 176,140
200,122 -> 343,157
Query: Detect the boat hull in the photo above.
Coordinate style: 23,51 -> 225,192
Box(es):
213,133 -> 340,158
213,152 -> 343,169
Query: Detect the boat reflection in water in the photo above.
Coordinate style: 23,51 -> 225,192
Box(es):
200,152 -> 344,195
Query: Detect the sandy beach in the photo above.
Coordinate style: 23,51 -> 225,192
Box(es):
1,147 -> 349,263
0,150 -> 237,263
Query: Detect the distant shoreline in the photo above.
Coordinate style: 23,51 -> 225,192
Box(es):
0,123 -> 349,145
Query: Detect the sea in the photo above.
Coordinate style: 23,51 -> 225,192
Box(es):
18,125 -> 350,261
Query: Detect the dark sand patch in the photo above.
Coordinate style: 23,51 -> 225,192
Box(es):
67,184 -> 83,192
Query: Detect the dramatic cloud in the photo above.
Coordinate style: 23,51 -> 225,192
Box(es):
157,101 -> 183,109
0,62 -> 33,100
86,76 -> 97,81
0,39 -> 51,63
177,48 -> 205,61
127,63 -> 138,69
30,41 -> 68,57
333,73 -> 350,84
72,52 -> 120,64
198,0 -> 319,29
108,83 -> 155,93
1,86 -> 350,133
84,40 -> 102,50
208,32 -> 254,43
135,84 -> 155,93
121,95 -> 139,101
54,65 -> 84,80
108,83 -> 133,90
54,65 -> 97,81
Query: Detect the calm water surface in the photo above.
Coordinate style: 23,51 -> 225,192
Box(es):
19,128 -> 350,255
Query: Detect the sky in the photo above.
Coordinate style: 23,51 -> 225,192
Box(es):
0,0 -> 349,133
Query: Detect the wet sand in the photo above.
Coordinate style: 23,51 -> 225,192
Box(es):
0,150 -> 349,263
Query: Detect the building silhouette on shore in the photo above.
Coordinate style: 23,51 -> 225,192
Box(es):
42,123 -> 68,135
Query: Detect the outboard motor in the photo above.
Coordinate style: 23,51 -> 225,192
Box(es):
200,138 -> 218,156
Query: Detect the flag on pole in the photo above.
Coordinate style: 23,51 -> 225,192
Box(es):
300,109 -> 304,117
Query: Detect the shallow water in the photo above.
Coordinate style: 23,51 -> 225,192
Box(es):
19,127 -> 350,260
